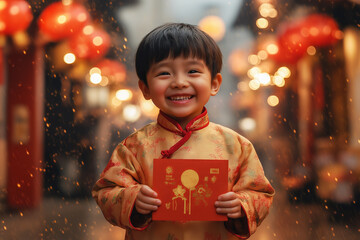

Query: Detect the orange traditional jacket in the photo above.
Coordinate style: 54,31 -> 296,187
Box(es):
92,109 -> 274,240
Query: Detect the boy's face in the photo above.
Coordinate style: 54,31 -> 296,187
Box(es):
139,56 -> 222,126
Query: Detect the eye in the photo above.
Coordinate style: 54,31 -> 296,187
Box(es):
157,72 -> 170,77
188,69 -> 200,74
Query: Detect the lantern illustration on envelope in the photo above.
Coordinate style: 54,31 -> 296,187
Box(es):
176,169 -> 199,215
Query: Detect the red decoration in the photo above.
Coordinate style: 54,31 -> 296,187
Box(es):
0,0 -> 33,35
152,158 -> 228,222
69,26 -> 111,59
269,41 -> 303,64
38,2 -> 90,41
7,47 -> 43,209
300,14 -> 341,47
278,23 -> 309,59
95,59 -> 126,84
272,14 -> 341,64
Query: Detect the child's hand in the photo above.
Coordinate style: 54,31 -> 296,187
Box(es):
215,192 -> 243,219
135,185 -> 161,215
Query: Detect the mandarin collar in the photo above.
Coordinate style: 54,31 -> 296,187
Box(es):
157,107 -> 209,136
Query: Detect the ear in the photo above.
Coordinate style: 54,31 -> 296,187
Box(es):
138,80 -> 151,100
210,73 -> 222,96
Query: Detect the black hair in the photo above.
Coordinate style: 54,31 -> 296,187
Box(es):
135,23 -> 222,85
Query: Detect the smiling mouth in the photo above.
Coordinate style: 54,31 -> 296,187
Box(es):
168,95 -> 194,101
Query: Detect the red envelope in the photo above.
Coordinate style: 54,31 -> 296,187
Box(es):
152,159 -> 228,222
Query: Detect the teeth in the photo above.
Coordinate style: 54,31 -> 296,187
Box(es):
169,96 -> 192,101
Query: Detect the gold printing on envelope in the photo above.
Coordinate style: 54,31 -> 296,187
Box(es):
167,169 -> 213,215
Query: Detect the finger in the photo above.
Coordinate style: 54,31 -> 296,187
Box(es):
135,206 -> 151,215
216,205 -> 241,215
140,185 -> 158,198
215,198 -> 240,208
217,192 -> 237,201
135,199 -> 159,214
227,211 -> 243,219
137,193 -> 161,206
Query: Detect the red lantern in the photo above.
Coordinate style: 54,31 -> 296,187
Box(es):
268,40 -> 303,64
299,14 -> 341,47
95,59 -> 126,84
271,20 -> 309,64
38,2 -> 90,41
0,0 -> 33,35
278,22 -> 309,59
69,25 -> 111,60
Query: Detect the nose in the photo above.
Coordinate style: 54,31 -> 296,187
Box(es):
171,75 -> 189,89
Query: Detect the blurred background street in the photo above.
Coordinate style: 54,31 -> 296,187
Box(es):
1,0 -> 360,239
1,185 -> 359,239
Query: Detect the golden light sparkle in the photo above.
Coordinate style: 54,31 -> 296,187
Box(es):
267,95 -> 279,107
198,15 -> 226,42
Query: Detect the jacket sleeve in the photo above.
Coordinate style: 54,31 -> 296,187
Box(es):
226,137 -> 275,239
92,142 -> 149,230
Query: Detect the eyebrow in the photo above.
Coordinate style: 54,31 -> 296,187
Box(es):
153,59 -> 205,69
185,60 -> 205,67
152,61 -> 170,69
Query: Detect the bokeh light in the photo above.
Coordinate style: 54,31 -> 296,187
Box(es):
256,72 -> 271,86
276,66 -> 291,78
89,73 -> 102,84
248,54 -> 261,65
249,79 -> 261,90
63,53 -> 76,64
238,117 -> 256,132
122,104 -> 141,122
307,45 -> 317,55
273,75 -> 286,87
140,98 -> 158,119
198,15 -> 226,42
115,89 -> 133,101
247,66 -> 262,78
256,18 -> 269,29
266,43 -> 279,55
267,95 -> 279,106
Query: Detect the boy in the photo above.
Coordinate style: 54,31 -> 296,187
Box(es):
92,23 -> 274,239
